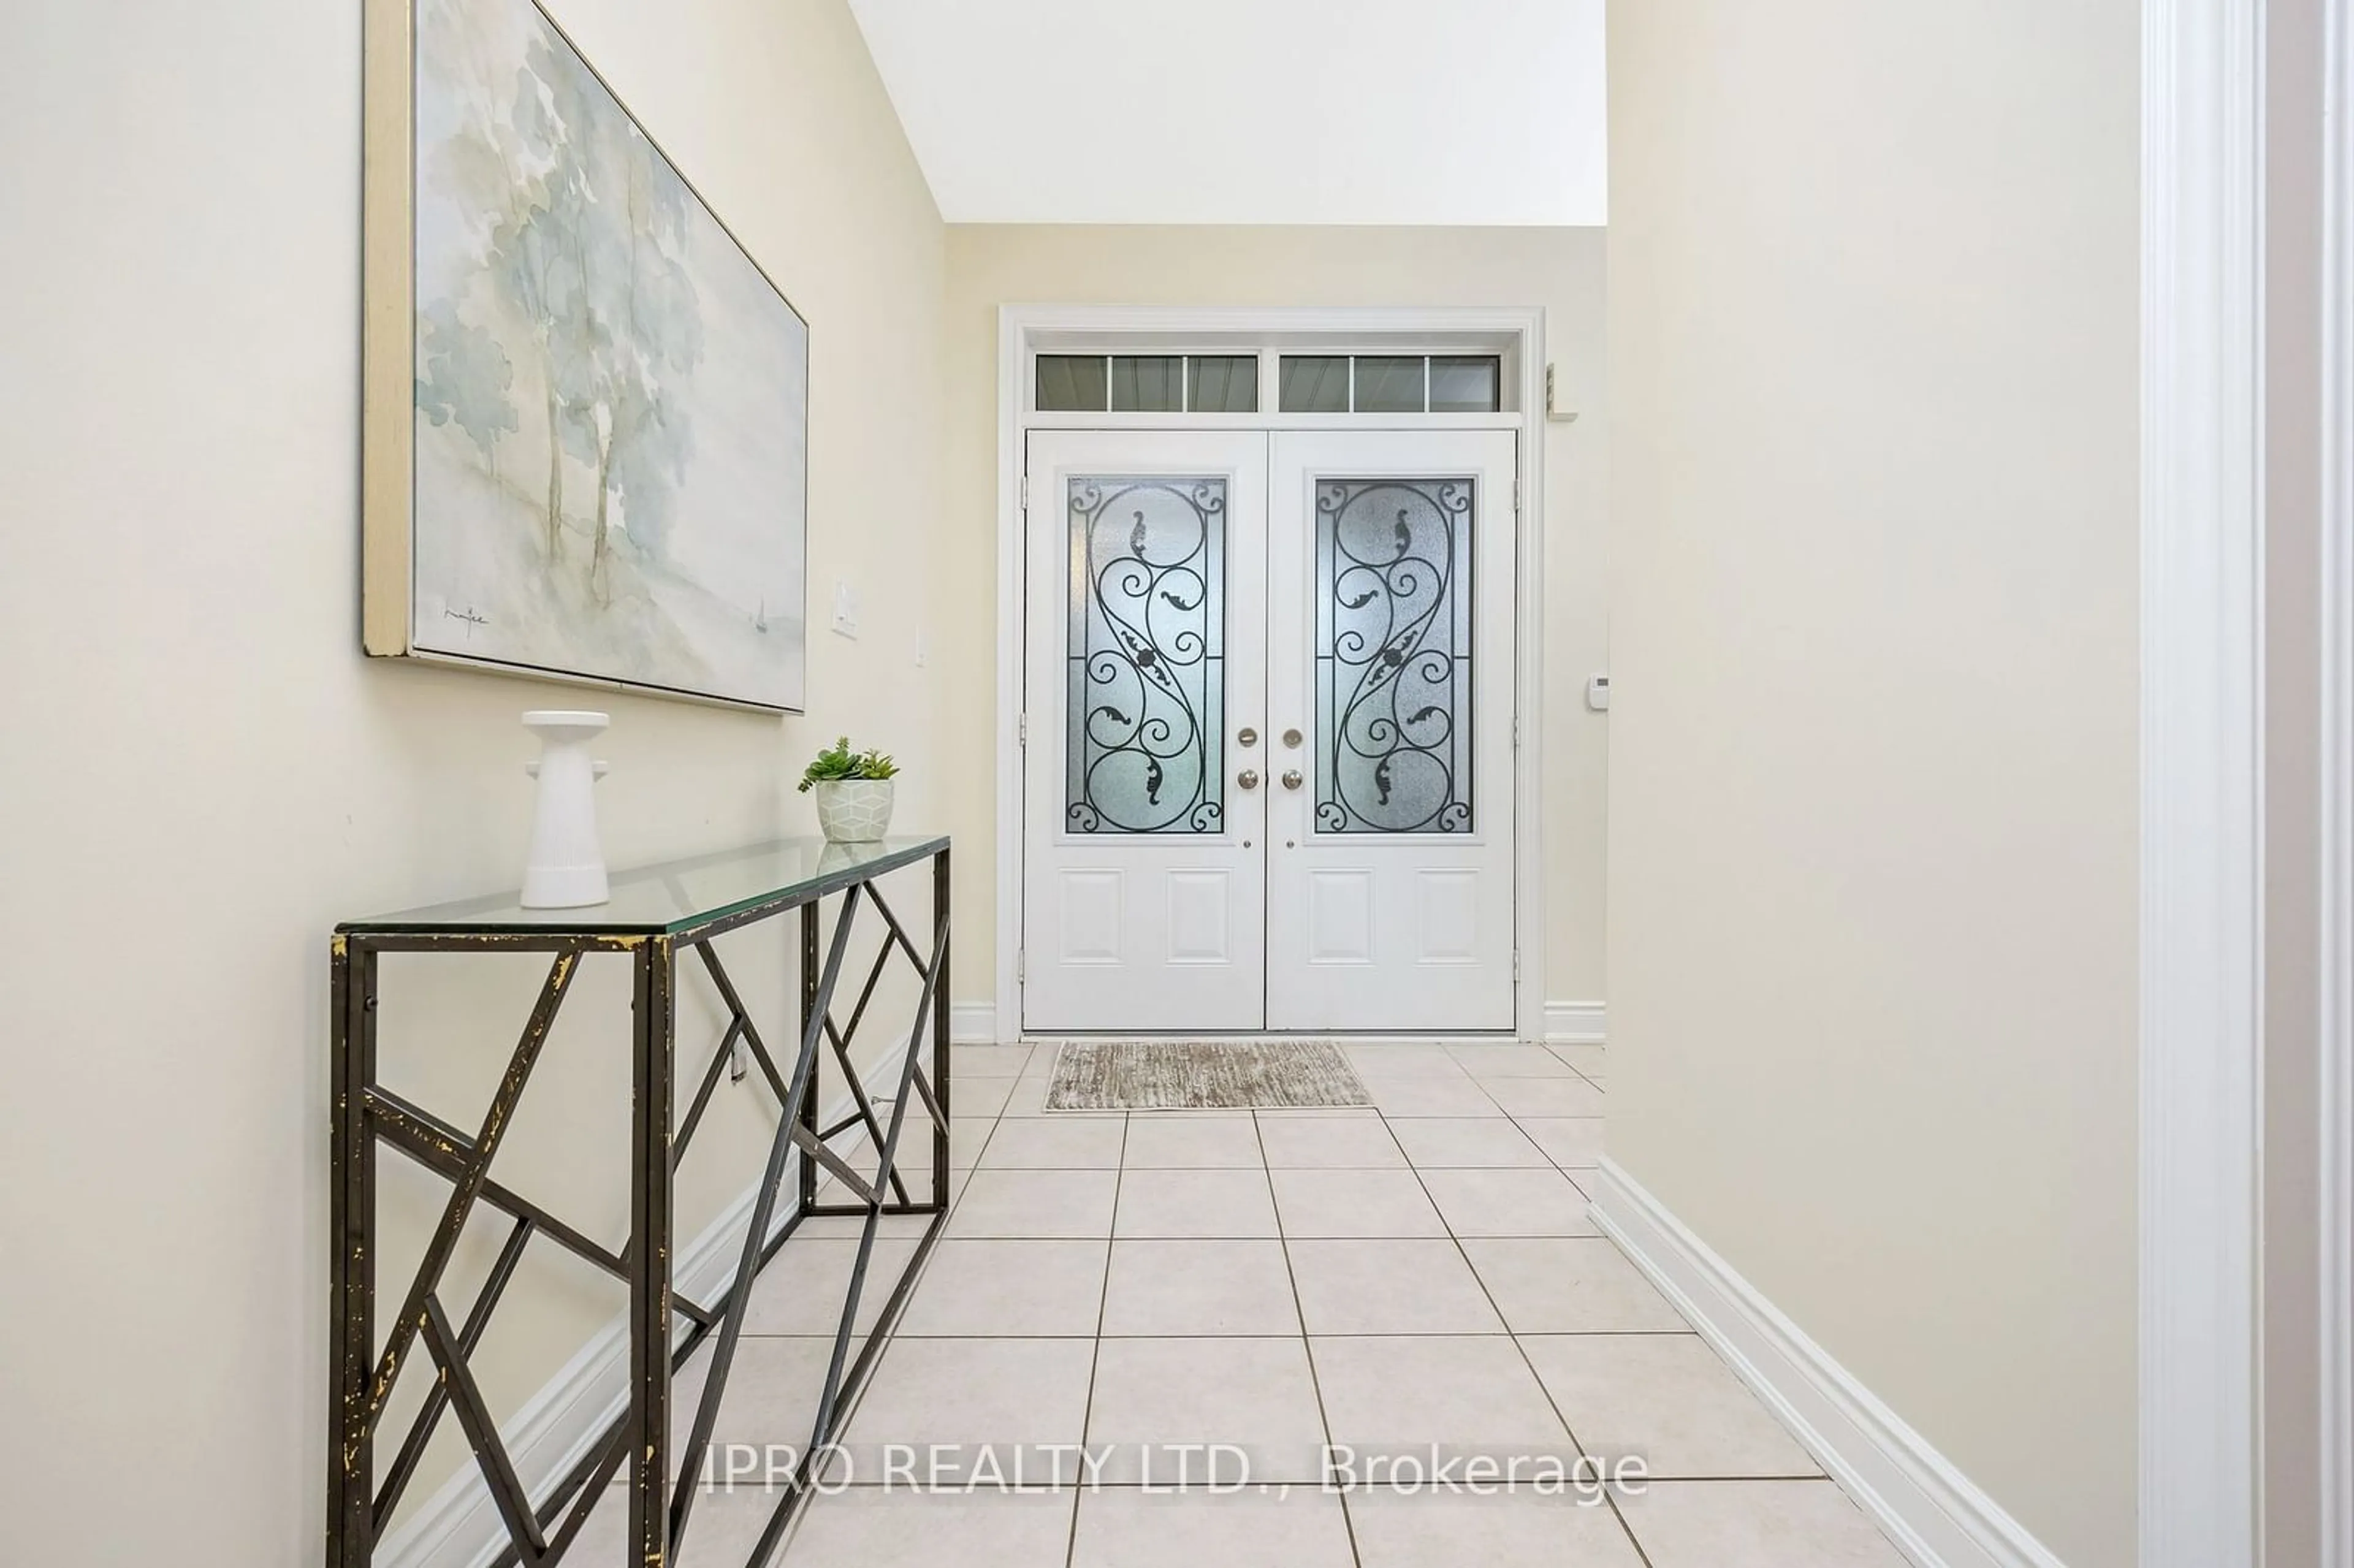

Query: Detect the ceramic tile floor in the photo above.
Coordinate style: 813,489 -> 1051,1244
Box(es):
615,1041 -> 1913,1568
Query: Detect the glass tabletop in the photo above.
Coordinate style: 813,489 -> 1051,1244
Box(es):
340,835 -> 948,936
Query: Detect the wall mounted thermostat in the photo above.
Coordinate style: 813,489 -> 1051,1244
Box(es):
1586,674 -> 1611,712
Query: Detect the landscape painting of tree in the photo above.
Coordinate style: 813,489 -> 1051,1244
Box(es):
403,0 -> 807,709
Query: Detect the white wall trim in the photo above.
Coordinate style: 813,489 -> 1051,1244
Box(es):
2319,0 -> 2354,1559
948,1000 -> 999,1046
1541,1000 -> 1606,1044
1589,1160 -> 2068,1568
2140,1 -> 2266,1564
376,1075 -> 905,1568
991,304 -> 1550,1041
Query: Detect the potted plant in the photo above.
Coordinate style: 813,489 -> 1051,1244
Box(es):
798,736 -> 900,842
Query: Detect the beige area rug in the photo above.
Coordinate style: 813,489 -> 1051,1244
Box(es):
1043,1039 -> 1373,1111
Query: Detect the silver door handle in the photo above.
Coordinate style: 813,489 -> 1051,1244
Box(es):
1281,769 -> 1303,790
1237,769 -> 1260,790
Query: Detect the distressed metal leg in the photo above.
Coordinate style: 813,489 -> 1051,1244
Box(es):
629,939 -> 676,1568
328,937 -> 376,1568
668,888 -> 864,1547
933,847 -> 951,1210
798,902 -> 820,1213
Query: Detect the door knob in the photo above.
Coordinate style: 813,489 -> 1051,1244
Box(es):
1237,769 -> 1261,790
1281,769 -> 1303,790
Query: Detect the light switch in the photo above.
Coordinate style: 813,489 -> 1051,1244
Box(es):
1586,674 -> 1610,712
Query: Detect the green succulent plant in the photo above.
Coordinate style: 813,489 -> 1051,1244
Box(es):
797,736 -> 901,793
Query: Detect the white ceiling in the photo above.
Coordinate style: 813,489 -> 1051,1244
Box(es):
846,0 -> 1607,226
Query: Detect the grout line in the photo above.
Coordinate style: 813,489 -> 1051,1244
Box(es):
1064,1113 -> 1129,1568
748,1472 -> 1825,1495
1382,1106 -> 1656,1566
1252,1108 -> 1365,1568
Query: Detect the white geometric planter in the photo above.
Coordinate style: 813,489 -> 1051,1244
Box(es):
812,778 -> 894,843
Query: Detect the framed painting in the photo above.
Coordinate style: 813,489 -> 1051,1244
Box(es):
363,0 -> 809,711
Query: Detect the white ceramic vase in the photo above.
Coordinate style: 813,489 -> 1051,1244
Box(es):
813,778 -> 894,843
520,710 -> 611,908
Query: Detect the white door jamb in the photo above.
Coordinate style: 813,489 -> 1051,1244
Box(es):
2140,1 -> 2264,1564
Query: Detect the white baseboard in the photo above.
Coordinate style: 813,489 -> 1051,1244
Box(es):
948,1001 -> 998,1045
378,1074 -> 902,1568
1588,1159 -> 2068,1568
1542,1000 -> 1607,1044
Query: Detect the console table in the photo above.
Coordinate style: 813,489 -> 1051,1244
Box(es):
329,835 -> 951,1568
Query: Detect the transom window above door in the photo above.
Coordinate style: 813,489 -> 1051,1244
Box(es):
1037,354 -> 1261,413
1032,351 -> 1507,416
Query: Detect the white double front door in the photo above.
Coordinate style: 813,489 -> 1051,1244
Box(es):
1021,428 -> 1518,1033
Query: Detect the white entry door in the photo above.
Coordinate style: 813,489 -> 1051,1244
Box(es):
1023,431 -> 1270,1031
1265,431 -> 1518,1030
1022,427 -> 1517,1033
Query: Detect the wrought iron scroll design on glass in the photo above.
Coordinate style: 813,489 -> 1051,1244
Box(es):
1066,475 -> 1227,834
1314,477 -> 1474,834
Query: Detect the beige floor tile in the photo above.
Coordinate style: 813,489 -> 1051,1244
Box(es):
780,1485 -> 1076,1566
1479,1077 -> 1607,1118
1100,1239 -> 1301,1336
1461,1239 -> 1688,1333
1271,1168 -> 1448,1238
1515,1117 -> 1605,1168
1344,1486 -> 1648,1567
1084,1336 -> 1331,1482
948,1116 -> 1000,1164
1070,1486 -> 1356,1568
1417,1167 -> 1599,1238
1546,1043 -> 1606,1076
995,1069 -> 1064,1116
894,1239 -> 1108,1336
1344,1043 -> 1473,1078
1447,1043 -> 1579,1077
947,1075 -> 1015,1118
1257,1113 -> 1407,1168
1615,1480 -> 1910,1567
1388,1116 -> 1552,1169
740,1236 -> 922,1337
947,1168 -> 1119,1238
1287,1239 -> 1505,1334
1522,1334 -> 1818,1479
839,1336 -> 1095,1465
670,1336 -> 835,1450
1365,1075 -> 1509,1118
977,1115 -> 1127,1169
1309,1335 -> 1571,1452
1121,1114 -> 1265,1168
950,1044 -> 1037,1078
1114,1166 -> 1281,1238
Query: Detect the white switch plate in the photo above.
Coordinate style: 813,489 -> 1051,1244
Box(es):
831,580 -> 859,639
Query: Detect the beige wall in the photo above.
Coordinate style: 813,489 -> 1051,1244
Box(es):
1604,5 -> 2140,1566
0,0 -> 944,1559
938,225 -> 1610,1011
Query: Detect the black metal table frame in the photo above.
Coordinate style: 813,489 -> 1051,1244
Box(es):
328,839 -> 951,1568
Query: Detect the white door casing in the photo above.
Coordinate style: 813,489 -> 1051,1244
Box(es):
1022,430 -> 1269,1031
1265,431 -> 1519,1030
